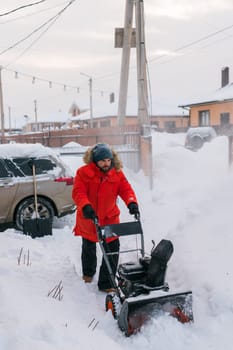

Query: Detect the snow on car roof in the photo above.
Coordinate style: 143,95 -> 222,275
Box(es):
0,143 -> 59,158
187,126 -> 217,136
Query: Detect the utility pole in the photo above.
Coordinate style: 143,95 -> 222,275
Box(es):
117,0 -> 134,126
80,72 -> 93,128
116,1 -> 152,189
135,0 -> 149,125
0,66 -> 5,140
116,0 -> 149,126
34,99 -> 38,131
89,76 -> 93,128
34,99 -> 38,123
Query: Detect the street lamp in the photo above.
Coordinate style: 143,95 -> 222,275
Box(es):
8,106 -> 11,134
80,72 -> 93,128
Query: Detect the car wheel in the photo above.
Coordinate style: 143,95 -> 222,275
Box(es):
190,135 -> 204,150
15,197 -> 54,231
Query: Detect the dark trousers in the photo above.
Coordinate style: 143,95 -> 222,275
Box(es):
81,238 -> 120,290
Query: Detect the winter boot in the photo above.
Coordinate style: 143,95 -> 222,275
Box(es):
82,275 -> 93,283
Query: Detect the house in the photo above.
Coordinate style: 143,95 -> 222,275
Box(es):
69,114 -> 189,132
23,121 -> 65,133
179,67 -> 233,135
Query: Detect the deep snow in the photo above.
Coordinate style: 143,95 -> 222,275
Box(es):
0,132 -> 233,350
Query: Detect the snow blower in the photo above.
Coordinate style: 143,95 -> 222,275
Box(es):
94,215 -> 193,336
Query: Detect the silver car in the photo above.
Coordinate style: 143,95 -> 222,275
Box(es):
185,126 -> 217,151
0,143 -> 75,231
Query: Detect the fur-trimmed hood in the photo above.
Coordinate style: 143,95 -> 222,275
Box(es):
83,144 -> 122,171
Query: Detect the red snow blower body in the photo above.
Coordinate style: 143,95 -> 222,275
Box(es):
94,216 -> 193,336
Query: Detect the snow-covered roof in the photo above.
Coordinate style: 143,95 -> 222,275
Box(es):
180,83 -> 233,108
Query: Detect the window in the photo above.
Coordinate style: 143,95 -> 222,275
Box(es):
32,159 -> 56,174
0,160 -> 11,178
164,121 -> 176,132
199,110 -> 210,126
12,157 -> 56,176
100,120 -> 111,127
4,159 -> 24,177
220,113 -> 230,126
12,157 -> 34,176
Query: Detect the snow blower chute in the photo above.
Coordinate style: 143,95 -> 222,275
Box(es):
94,215 -> 193,336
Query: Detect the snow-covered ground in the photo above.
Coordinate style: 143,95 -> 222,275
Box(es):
0,132 -> 233,349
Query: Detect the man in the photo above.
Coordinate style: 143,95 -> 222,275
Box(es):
72,143 -> 139,292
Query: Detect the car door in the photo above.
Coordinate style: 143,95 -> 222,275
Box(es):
0,159 -> 18,223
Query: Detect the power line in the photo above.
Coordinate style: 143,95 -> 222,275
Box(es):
0,1 -> 68,25
5,17 -> 232,107
0,0 -> 47,17
148,22 -> 233,64
5,67 -> 79,89
0,0 -> 76,58
94,21 -> 233,82
3,5 -> 233,108
3,66 -> 116,101
4,4 -> 75,67
4,19 -> 61,68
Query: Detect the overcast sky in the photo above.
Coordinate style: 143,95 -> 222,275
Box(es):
1,0 -> 233,127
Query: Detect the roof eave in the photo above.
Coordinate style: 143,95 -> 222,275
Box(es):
179,98 -> 233,108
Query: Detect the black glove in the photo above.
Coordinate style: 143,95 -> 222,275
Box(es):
82,204 -> 96,219
128,202 -> 139,215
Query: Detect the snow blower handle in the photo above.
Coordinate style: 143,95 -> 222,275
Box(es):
93,216 -> 103,241
93,217 -> 120,243
93,216 -> 99,226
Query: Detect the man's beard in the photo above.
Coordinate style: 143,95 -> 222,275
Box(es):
99,165 -> 111,173
97,161 -> 112,173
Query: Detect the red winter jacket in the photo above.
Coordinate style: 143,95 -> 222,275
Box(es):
72,162 -> 138,242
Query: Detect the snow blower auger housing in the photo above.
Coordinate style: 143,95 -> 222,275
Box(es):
93,216 -> 193,336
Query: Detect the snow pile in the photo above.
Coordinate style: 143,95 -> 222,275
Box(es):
62,141 -> 86,149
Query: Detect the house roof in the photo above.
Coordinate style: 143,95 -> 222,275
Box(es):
179,83 -> 233,108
